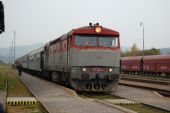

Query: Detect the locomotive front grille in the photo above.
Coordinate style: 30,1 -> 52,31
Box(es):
81,73 -> 90,80
80,73 -> 118,80
85,83 -> 108,91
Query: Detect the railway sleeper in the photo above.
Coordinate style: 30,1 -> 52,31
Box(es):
7,97 -> 37,106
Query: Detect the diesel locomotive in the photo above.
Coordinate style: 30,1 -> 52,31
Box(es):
16,23 -> 120,92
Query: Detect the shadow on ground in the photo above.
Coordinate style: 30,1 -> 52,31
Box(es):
0,103 -> 5,113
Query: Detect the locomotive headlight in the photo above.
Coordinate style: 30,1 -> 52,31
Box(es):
109,68 -> 113,73
95,27 -> 102,33
82,68 -> 86,72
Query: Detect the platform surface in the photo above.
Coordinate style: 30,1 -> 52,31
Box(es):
20,73 -> 125,113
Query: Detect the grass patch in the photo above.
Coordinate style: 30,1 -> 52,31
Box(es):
0,66 -> 6,91
7,102 -> 48,113
7,70 -> 32,97
1,66 -> 48,113
120,103 -> 170,113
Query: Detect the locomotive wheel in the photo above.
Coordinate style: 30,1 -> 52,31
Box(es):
43,71 -> 51,80
52,72 -> 59,83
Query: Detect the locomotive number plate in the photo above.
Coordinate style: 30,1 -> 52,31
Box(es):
91,68 -> 104,72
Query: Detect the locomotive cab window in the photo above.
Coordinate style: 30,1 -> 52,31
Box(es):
99,37 -> 118,47
75,35 -> 119,48
75,35 -> 97,46
112,38 -> 118,47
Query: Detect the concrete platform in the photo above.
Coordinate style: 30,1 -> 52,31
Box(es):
19,72 -> 125,113
112,85 -> 170,111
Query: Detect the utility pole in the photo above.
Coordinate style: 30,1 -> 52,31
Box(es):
140,22 -> 145,57
8,44 -> 12,64
140,22 -> 145,75
14,30 -> 16,64
11,41 -> 13,64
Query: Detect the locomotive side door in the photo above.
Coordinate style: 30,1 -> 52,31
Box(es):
40,51 -> 44,70
61,39 -> 68,72
67,35 -> 72,72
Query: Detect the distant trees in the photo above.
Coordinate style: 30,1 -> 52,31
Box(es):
121,43 -> 160,57
144,48 -> 160,55
0,60 -> 4,65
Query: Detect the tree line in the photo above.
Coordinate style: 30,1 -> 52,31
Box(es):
121,43 -> 160,57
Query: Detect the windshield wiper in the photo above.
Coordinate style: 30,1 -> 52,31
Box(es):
85,37 -> 97,46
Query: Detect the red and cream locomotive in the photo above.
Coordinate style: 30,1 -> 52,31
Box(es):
16,23 -> 120,92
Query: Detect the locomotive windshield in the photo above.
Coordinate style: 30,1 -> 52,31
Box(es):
75,35 -> 118,47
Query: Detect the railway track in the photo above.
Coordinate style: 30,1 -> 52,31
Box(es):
78,91 -> 170,113
109,85 -> 170,112
121,74 -> 170,85
77,80 -> 170,113
78,92 -> 138,112
120,75 -> 170,96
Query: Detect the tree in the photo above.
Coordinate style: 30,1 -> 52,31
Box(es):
121,44 -> 160,57
130,43 -> 140,56
0,60 -> 4,65
144,48 -> 160,55
121,43 -> 140,57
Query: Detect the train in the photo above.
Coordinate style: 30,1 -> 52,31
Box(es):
120,55 -> 170,77
15,23 -> 120,92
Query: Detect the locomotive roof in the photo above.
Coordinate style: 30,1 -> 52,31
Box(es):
28,46 -> 44,56
47,33 -> 67,45
143,55 -> 170,60
69,26 -> 119,35
48,25 -> 119,46
121,56 -> 143,60
16,54 -> 28,61
121,55 -> 170,61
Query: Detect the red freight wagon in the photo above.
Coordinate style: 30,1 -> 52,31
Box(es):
121,56 -> 142,73
120,57 -> 130,72
143,55 -> 170,74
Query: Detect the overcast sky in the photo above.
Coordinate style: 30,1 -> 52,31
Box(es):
0,0 -> 170,49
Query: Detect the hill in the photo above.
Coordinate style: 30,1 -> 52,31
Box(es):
160,48 -> 170,55
0,60 -> 4,65
0,43 -> 45,63
0,55 -> 10,63
0,43 -> 169,63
